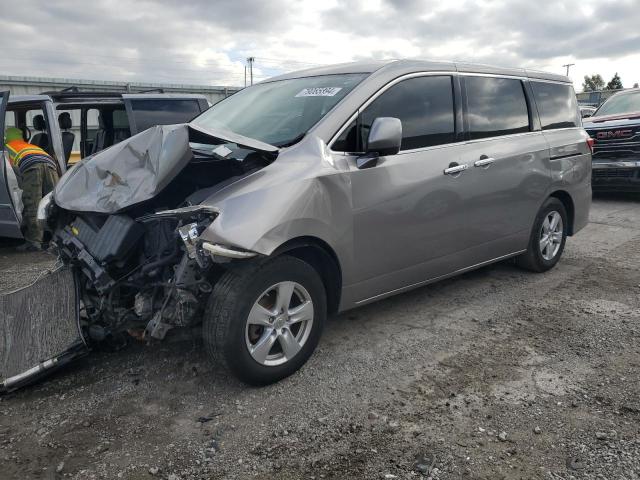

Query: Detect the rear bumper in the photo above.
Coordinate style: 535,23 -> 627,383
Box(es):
591,160 -> 640,191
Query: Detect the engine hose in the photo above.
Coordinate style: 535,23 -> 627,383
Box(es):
139,249 -> 180,276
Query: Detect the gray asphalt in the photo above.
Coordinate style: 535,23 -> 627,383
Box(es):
1,193 -> 639,480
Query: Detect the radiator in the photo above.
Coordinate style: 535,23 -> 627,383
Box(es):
0,266 -> 87,392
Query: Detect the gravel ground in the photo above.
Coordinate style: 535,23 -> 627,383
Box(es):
1,194 -> 639,480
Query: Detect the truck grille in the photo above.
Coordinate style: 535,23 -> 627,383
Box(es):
586,127 -> 640,160
592,168 -> 637,179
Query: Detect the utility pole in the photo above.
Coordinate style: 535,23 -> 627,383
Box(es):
562,63 -> 575,76
246,57 -> 255,85
244,66 -> 247,87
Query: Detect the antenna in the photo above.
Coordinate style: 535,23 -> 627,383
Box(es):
562,63 -> 575,76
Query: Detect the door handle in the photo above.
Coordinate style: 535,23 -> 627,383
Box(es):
474,156 -> 495,167
443,163 -> 468,175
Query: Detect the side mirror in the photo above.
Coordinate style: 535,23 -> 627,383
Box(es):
357,117 -> 402,169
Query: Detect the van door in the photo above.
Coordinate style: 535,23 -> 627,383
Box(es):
124,95 -> 208,134
335,75 -> 501,304
41,98 -> 66,174
453,75 -> 550,254
0,91 -> 24,238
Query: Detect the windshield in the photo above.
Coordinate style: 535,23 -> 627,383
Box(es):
595,91 -> 640,117
192,74 -> 367,147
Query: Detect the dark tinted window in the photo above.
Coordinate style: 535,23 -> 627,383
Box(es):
332,119 -> 358,152
465,77 -> 529,139
333,76 -> 455,152
131,100 -> 202,132
531,82 -> 580,129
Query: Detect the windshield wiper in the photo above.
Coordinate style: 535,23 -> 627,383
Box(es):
275,133 -> 306,149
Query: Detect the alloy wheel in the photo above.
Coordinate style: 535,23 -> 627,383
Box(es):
539,211 -> 563,261
245,281 -> 314,366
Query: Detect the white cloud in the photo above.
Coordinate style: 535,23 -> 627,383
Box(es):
0,0 -> 638,90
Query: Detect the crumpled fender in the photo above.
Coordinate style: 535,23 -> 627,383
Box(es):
198,136 -> 355,282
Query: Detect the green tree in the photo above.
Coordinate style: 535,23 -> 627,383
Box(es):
582,74 -> 605,92
605,72 -> 623,90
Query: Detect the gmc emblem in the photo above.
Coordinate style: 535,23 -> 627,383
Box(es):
596,130 -> 633,140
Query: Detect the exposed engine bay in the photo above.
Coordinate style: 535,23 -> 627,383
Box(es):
50,124 -> 276,344
54,208 -> 215,343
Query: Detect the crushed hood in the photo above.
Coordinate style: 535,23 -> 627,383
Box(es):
54,123 -> 277,214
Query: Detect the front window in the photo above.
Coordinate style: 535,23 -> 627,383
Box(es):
333,75 -> 456,152
191,74 -> 367,147
595,91 -> 640,117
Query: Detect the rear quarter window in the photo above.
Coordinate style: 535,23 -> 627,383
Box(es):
531,82 -> 580,130
130,99 -> 202,133
465,76 -> 530,140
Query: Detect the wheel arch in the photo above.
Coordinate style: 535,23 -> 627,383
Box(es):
548,190 -> 576,235
270,236 -> 342,315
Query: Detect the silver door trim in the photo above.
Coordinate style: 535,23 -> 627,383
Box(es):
354,249 -> 527,305
474,157 -> 495,167
444,163 -> 468,175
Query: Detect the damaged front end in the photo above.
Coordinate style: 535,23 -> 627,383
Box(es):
55,205 -> 219,343
1,124 -> 276,391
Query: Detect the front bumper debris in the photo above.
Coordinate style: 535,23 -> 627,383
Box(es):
0,266 -> 88,392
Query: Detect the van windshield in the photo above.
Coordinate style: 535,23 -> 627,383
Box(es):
191,74 -> 367,147
595,91 -> 640,117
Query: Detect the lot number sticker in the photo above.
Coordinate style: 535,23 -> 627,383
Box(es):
295,87 -> 342,97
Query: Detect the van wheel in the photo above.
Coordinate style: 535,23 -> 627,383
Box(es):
516,197 -> 568,272
203,255 -> 326,385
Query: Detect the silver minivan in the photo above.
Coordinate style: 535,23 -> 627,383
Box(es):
1,60 -> 592,390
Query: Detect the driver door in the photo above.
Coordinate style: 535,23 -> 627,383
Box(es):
335,75 -> 483,303
0,91 -> 23,238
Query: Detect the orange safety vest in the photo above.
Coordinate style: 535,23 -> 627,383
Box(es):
5,140 -> 48,166
5,139 -> 57,173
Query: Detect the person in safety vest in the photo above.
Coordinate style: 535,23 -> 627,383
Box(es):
4,127 -> 59,251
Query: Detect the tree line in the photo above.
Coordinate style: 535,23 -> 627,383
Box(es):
582,72 -> 639,92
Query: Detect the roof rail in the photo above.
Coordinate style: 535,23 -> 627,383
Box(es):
39,85 -> 164,97
39,90 -> 124,99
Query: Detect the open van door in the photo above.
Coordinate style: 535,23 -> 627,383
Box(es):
0,91 -> 23,238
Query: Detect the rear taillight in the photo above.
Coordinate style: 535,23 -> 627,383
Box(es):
586,137 -> 595,153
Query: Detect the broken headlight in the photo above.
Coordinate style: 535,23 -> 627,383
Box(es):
37,192 -> 54,230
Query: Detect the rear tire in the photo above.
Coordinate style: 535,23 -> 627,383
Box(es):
202,255 -> 326,385
516,197 -> 568,272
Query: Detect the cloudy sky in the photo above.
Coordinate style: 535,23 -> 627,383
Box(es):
1,0 -> 639,91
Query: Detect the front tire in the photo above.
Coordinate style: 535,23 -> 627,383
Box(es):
516,197 -> 568,272
203,255 -> 326,385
